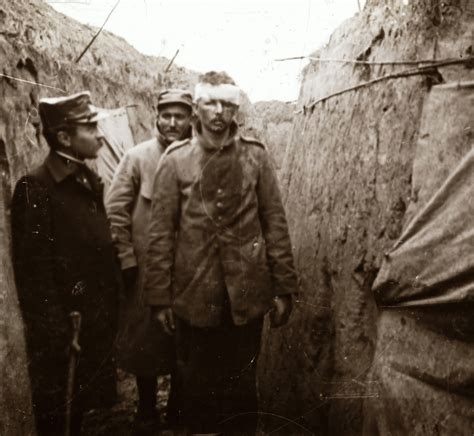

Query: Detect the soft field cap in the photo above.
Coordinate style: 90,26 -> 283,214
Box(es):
157,89 -> 193,109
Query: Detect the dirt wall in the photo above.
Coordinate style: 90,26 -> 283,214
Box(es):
257,0 -> 473,434
245,100 -> 296,170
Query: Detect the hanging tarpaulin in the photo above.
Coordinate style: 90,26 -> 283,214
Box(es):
94,106 -> 136,192
373,81 -> 474,307
364,82 -> 474,436
373,148 -> 474,307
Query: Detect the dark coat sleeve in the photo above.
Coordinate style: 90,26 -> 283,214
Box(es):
256,151 -> 298,296
11,176 -> 67,350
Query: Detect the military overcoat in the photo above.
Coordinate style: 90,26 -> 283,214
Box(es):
11,152 -> 121,421
105,137 -> 173,376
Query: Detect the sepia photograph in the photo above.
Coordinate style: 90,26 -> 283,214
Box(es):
0,0 -> 473,435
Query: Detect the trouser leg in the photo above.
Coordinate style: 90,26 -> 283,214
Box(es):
174,318 -> 218,433
174,315 -> 263,435
218,318 -> 262,435
34,396 -> 84,436
136,375 -> 158,415
35,413 -> 62,436
70,410 -> 84,436
166,363 -> 181,425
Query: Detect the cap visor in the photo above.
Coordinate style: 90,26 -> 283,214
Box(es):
73,110 -> 110,124
89,110 -> 110,122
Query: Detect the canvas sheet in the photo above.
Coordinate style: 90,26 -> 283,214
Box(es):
95,107 -> 135,192
366,82 -> 474,436
373,147 -> 474,306
373,81 -> 474,307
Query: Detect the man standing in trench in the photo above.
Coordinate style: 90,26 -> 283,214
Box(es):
11,92 -> 121,435
144,71 -> 298,435
105,89 -> 193,431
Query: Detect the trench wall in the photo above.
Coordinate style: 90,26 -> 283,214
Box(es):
257,1 -> 474,434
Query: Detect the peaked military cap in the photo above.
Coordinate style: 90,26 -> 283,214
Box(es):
157,89 -> 193,110
39,91 -> 107,131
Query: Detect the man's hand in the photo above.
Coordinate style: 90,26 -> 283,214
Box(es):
122,266 -> 138,293
151,306 -> 175,335
269,294 -> 293,328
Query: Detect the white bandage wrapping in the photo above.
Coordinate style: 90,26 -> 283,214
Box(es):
194,83 -> 241,106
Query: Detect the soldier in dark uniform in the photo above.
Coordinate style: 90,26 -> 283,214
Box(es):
144,72 -> 298,435
11,92 -> 122,436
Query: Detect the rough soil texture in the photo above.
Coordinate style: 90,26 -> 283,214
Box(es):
80,371 -> 171,436
244,100 -> 296,170
257,0 -> 473,434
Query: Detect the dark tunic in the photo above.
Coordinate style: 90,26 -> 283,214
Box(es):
145,124 -> 298,327
11,152 -> 121,432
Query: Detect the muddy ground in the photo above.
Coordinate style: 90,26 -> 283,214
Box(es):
82,371 -> 173,436
83,370 -> 273,435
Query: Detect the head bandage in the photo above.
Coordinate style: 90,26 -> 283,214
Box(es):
194,83 -> 240,106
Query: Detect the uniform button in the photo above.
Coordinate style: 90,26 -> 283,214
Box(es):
217,215 -> 223,221
217,201 -> 223,208
217,188 -> 223,195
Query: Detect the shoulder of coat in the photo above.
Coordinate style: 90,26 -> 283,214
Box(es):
239,135 -> 267,150
164,138 -> 191,156
128,137 -> 159,155
14,165 -> 52,198
29,163 -> 54,188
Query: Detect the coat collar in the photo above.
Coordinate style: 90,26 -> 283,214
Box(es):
157,129 -> 171,150
45,151 -> 82,183
194,121 -> 239,151
156,125 -> 193,149
45,151 -> 103,194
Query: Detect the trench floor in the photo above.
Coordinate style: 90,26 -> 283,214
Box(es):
82,370 -> 174,436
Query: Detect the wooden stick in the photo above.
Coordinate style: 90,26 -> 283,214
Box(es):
165,49 -> 180,73
274,55 -> 461,66
75,0 -> 121,64
303,57 -> 473,111
0,73 -> 66,92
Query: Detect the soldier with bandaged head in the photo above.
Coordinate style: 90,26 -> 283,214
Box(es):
144,72 -> 298,434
